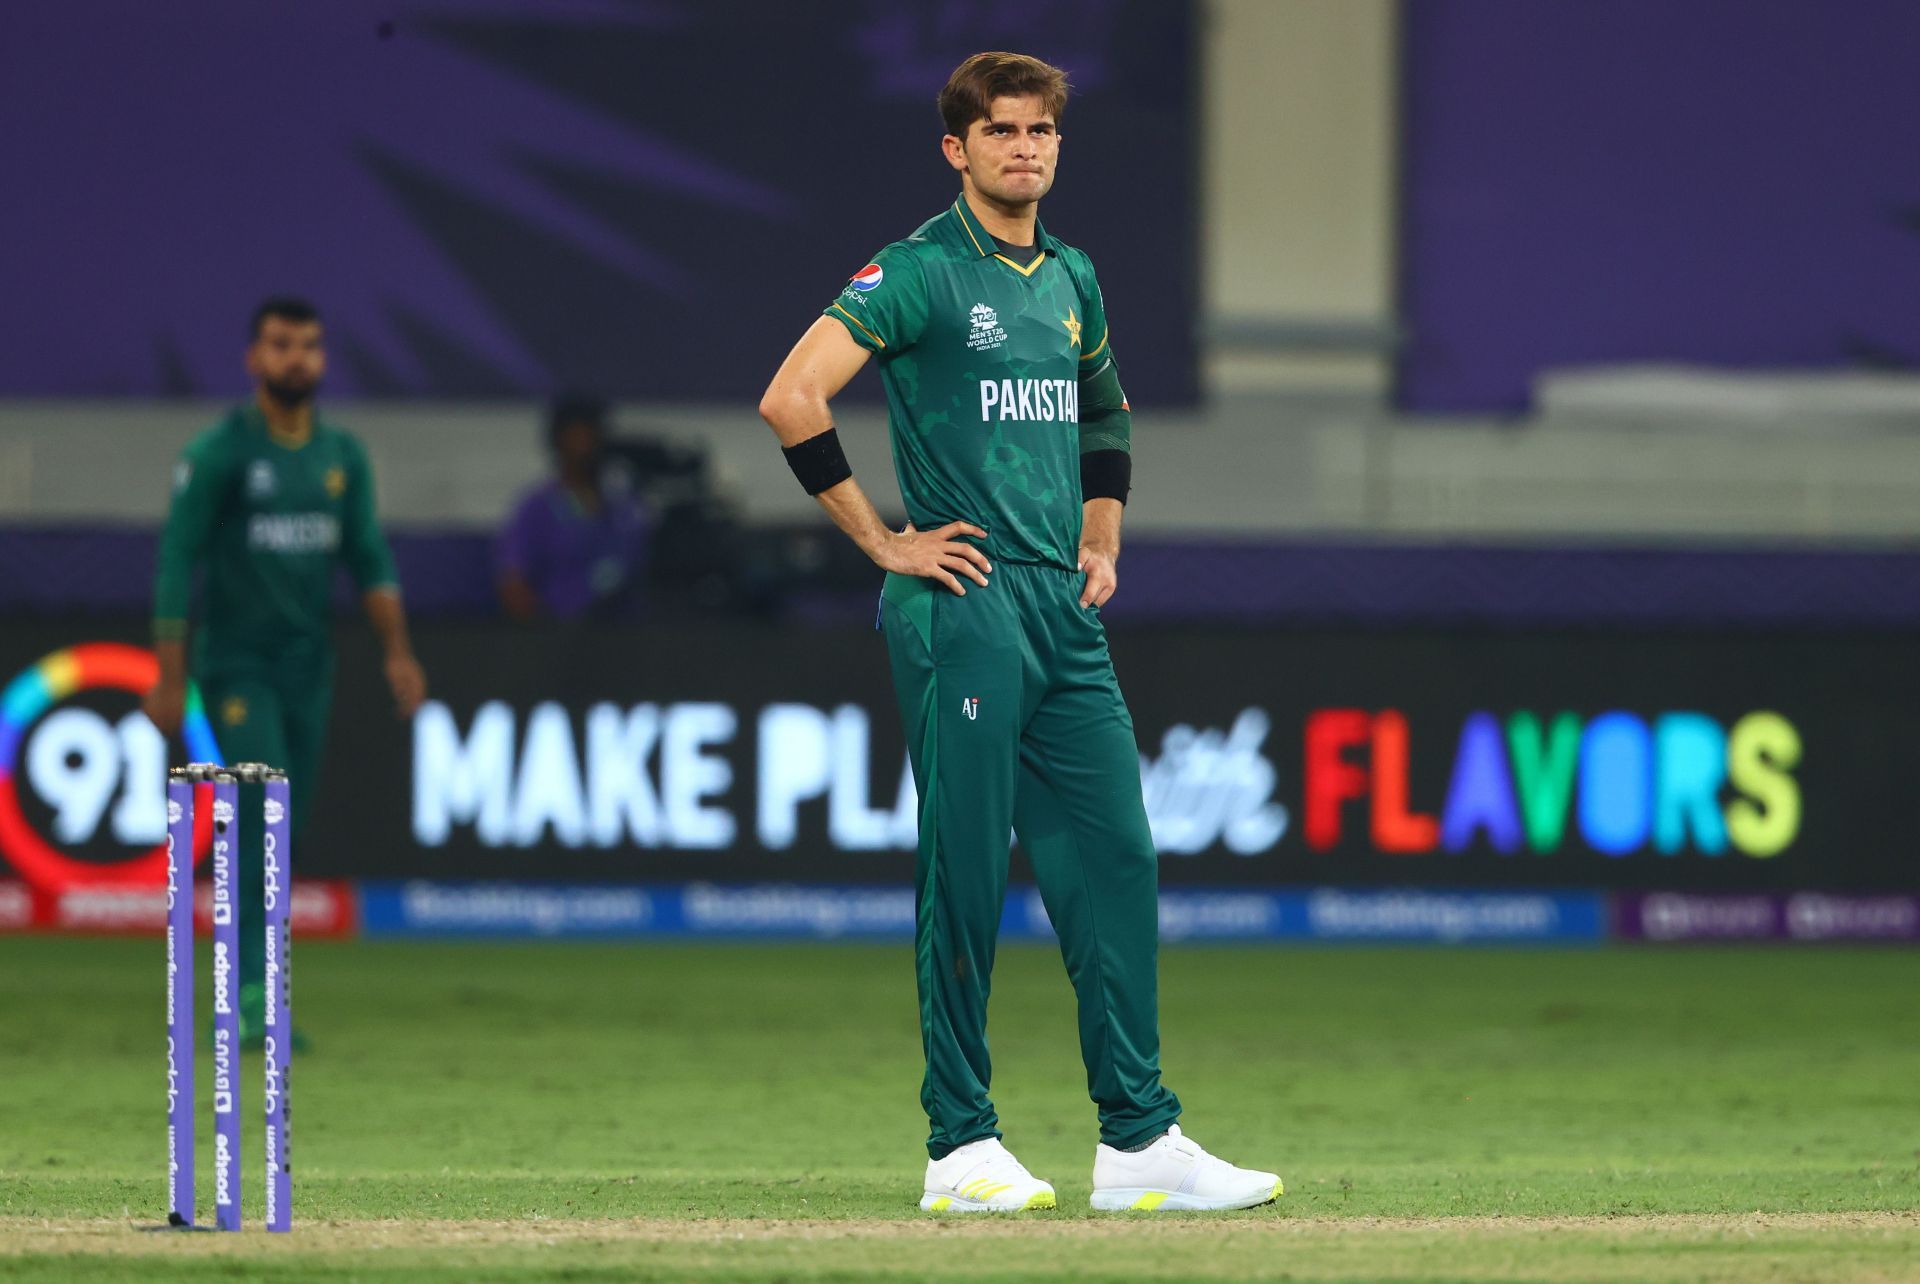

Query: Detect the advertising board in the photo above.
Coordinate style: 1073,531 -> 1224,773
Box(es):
8,620 -> 1904,894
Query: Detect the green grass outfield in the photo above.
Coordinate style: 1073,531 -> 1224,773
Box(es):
1,938 -> 1916,1280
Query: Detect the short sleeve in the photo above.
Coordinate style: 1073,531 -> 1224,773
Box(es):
821,243 -> 929,356
338,435 -> 400,592
1066,251 -> 1114,377
152,427 -> 236,637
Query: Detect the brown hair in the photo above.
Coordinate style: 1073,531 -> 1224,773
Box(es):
937,52 -> 1071,138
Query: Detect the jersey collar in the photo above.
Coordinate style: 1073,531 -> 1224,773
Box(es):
950,196 -> 1057,276
240,401 -> 319,450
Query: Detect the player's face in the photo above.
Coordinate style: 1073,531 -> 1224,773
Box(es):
554,420 -> 604,473
946,95 -> 1059,209
247,317 -> 326,408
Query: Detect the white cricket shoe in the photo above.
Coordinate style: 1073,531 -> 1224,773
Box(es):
920,1136 -> 1057,1212
1090,1125 -> 1282,1211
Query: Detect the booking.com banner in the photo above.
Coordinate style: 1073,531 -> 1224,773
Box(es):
356,882 -> 1611,945
2,619 -> 1913,897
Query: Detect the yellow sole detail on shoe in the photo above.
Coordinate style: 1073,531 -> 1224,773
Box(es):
928,1197 -> 953,1211
1132,1191 -> 1170,1210
1024,1190 -> 1056,1210
1272,1179 -> 1284,1199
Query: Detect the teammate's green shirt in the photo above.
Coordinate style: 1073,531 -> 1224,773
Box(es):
154,404 -> 398,668
824,197 -> 1133,570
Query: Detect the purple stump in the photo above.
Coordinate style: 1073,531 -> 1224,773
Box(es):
210,771 -> 240,1231
262,771 -> 292,1233
165,769 -> 194,1228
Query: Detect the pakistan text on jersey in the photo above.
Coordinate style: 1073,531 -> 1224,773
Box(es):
978,378 -> 1079,423
247,513 -> 341,554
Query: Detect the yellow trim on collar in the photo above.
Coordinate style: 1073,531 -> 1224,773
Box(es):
954,197 -> 1051,275
953,198 -> 989,256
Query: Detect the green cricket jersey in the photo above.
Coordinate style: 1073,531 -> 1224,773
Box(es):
154,404 -> 398,667
824,197 -> 1133,571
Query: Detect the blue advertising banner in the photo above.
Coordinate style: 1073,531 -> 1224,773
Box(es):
360,881 -> 1609,944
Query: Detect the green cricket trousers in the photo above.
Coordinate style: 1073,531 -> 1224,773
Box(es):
881,560 -> 1181,1159
197,654 -> 331,994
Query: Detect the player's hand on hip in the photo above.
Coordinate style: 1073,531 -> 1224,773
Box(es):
1078,546 -> 1118,609
384,653 -> 428,718
877,521 -> 991,596
142,678 -> 186,737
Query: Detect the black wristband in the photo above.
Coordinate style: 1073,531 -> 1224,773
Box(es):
1080,448 -> 1131,504
782,426 -> 854,495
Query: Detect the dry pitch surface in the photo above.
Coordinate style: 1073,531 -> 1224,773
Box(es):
4,1212 -> 1918,1281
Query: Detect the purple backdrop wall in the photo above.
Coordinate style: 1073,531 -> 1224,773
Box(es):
1399,0 -> 1920,413
8,524 -> 1920,630
0,1 -> 1196,403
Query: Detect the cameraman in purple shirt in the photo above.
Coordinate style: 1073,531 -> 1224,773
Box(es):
496,396 -> 651,621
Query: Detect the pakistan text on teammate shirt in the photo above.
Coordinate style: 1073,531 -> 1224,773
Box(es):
247,513 -> 340,554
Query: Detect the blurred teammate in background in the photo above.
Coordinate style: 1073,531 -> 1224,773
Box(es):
759,52 -> 1281,1213
496,394 -> 651,621
144,295 -> 427,1046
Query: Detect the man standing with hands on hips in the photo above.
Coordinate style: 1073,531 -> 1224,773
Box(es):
145,296 -> 427,1047
759,52 -> 1281,1213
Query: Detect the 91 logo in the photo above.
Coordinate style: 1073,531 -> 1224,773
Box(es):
0,643 -> 222,891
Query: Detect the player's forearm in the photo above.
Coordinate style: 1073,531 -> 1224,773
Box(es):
762,357 -> 886,557
764,395 -> 888,558
813,477 -> 902,565
362,587 -> 416,659
1081,498 -> 1124,559
153,637 -> 189,689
